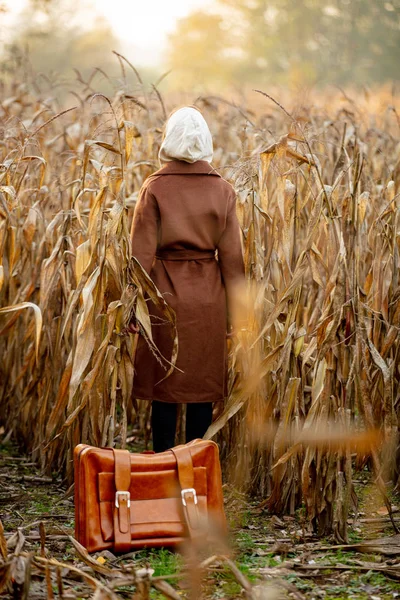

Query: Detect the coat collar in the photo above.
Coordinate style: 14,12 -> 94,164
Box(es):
155,160 -> 221,177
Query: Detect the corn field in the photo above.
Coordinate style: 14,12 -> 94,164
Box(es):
1,65 -> 400,544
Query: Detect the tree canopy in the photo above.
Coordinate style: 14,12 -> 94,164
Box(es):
166,0 -> 400,87
1,0 -> 121,91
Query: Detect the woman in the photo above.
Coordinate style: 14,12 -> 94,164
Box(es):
130,106 -> 244,452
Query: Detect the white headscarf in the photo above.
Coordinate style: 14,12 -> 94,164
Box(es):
159,107 -> 213,164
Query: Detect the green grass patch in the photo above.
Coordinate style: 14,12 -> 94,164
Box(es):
133,547 -> 182,578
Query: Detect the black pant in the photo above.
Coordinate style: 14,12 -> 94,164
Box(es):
151,401 -> 213,453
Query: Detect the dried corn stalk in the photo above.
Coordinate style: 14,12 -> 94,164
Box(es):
1,66 -> 400,539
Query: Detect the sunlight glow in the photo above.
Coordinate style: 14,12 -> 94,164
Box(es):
1,0 -> 213,66
96,0 -> 213,66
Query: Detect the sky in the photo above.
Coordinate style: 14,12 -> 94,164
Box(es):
1,0 -> 213,66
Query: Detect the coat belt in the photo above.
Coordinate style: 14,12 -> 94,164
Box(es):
155,249 -> 216,261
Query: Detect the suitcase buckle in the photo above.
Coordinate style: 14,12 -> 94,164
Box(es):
115,491 -> 131,508
181,488 -> 197,506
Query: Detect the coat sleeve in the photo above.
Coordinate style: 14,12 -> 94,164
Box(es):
217,191 -> 245,328
130,183 -> 160,274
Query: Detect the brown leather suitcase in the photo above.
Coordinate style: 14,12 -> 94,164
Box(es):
74,439 -> 226,553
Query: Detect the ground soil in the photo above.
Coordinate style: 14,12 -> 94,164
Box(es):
1,438 -> 400,599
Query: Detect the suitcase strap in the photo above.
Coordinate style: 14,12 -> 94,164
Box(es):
113,445 -> 203,551
113,449 -> 132,553
170,446 -> 203,539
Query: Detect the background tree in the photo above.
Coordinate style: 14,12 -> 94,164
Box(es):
1,0 -> 121,93
167,0 -> 400,87
166,11 -> 238,90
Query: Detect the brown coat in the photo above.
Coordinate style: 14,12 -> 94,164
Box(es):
130,159 -> 244,404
